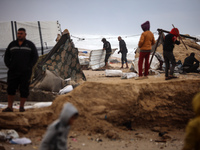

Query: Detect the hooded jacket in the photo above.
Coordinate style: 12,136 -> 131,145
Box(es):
183,53 -> 199,67
182,93 -> 200,150
138,21 -> 155,51
163,28 -> 180,52
39,103 -> 78,150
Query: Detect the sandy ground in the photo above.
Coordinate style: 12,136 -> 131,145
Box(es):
0,64 -> 200,150
0,38 -> 200,150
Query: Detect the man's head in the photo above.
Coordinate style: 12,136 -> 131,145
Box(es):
17,28 -> 26,41
170,28 -> 179,37
118,36 -> 122,41
101,38 -> 106,43
190,53 -> 195,57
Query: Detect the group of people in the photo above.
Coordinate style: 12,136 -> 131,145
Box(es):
1,23 -> 200,149
101,36 -> 129,69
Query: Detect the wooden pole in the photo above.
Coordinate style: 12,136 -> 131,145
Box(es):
172,24 -> 188,50
149,31 -> 162,67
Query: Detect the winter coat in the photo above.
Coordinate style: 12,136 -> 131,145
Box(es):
4,39 -> 38,73
163,28 -> 180,52
39,103 -> 78,150
119,39 -> 128,53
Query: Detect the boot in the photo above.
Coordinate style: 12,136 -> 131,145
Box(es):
126,62 -> 129,68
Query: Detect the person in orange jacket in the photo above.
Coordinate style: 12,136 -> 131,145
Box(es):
137,21 -> 155,80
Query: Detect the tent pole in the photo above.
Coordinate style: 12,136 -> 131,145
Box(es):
11,21 -> 15,41
14,21 -> 17,40
149,31 -> 162,67
38,21 -> 44,55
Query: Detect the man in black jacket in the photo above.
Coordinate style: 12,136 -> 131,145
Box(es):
118,36 -> 128,68
182,53 -> 199,73
163,28 -> 180,80
102,38 -> 112,68
3,28 -> 38,112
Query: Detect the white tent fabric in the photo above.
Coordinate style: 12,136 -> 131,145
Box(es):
0,21 -> 61,82
133,54 -> 160,73
0,21 -> 60,49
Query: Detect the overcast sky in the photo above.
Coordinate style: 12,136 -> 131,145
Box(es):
0,0 -> 199,36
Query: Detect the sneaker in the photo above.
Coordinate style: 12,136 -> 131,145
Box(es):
19,107 -> 25,112
2,107 -> 13,112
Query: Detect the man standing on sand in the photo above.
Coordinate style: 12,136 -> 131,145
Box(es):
163,27 -> 180,80
2,28 -> 38,112
118,36 -> 129,68
101,38 -> 112,68
137,21 -> 155,80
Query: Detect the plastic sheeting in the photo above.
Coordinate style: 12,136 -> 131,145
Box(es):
89,48 -> 117,70
89,49 -> 106,70
133,54 -> 160,73
0,21 -> 60,49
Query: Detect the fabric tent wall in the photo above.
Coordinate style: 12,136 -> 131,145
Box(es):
0,21 -> 61,82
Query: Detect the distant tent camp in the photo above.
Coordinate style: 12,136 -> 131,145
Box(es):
0,21 -> 61,82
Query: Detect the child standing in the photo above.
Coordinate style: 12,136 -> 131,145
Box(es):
137,21 -> 155,80
39,103 -> 78,150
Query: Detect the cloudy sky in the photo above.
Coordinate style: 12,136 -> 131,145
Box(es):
0,0 -> 199,36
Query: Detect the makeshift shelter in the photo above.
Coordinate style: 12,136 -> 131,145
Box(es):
32,32 -> 86,92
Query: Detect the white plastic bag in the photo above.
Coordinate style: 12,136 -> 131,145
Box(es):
105,70 -> 122,77
0,130 -> 19,140
33,102 -> 52,108
122,72 -> 138,79
59,85 -> 73,95
10,137 -> 31,145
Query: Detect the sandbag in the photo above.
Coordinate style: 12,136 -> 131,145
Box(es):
34,70 -> 64,92
105,70 -> 122,77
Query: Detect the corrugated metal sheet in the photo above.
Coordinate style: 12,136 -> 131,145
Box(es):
89,48 -> 117,70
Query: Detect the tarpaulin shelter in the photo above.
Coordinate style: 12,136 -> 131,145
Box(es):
32,32 -> 86,88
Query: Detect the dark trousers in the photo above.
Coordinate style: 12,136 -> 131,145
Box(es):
105,53 -> 111,63
121,52 -> 127,65
183,63 -> 199,73
163,51 -> 176,77
7,70 -> 32,98
138,51 -> 150,76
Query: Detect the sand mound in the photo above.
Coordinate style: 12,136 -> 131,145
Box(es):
0,78 -> 200,138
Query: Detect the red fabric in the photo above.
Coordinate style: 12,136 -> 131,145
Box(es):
170,28 -> 179,37
138,52 -> 151,76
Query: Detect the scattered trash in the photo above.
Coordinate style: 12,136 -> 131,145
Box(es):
72,138 -> 77,142
0,104 -> 6,109
105,70 -> 122,77
9,137 -> 31,145
59,85 -> 73,95
121,72 -> 138,79
0,130 -> 19,141
33,102 -> 52,108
